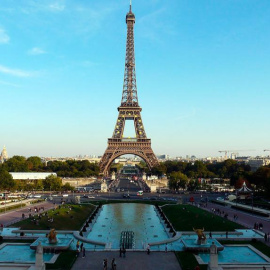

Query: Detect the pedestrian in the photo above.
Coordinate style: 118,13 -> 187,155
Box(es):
119,247 -> 122,257
82,247 -> 86,258
209,231 -> 212,239
165,243 -> 168,252
80,242 -> 83,252
147,243 -> 150,255
76,248 -> 80,257
111,258 -> 116,270
122,247 -> 126,258
76,240 -> 80,249
226,231 -> 228,239
264,233 -> 267,242
103,259 -> 107,270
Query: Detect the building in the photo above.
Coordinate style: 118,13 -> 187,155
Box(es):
10,172 -> 57,180
248,158 -> 270,171
0,146 -> 8,163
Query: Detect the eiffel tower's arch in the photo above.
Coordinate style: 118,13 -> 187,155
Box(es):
102,151 -> 152,176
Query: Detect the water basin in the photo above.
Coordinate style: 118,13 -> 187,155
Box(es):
199,245 -> 269,264
0,244 -> 54,263
87,203 -> 168,249
30,237 -> 73,250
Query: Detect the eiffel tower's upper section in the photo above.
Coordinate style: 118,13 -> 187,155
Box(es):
120,1 -> 139,108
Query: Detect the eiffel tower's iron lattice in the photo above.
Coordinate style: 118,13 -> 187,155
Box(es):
99,3 -> 159,175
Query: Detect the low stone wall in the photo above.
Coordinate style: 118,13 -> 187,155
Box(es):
62,178 -> 97,187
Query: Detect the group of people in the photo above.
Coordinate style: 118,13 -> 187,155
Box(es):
103,258 -> 116,270
119,246 -> 126,257
76,240 -> 86,258
254,222 -> 264,230
264,233 -> 270,242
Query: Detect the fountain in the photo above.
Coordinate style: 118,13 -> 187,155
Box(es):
30,229 -> 72,251
182,227 -> 224,252
193,227 -> 207,245
48,228 -> 57,244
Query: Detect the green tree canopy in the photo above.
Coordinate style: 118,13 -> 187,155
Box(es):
0,170 -> 15,190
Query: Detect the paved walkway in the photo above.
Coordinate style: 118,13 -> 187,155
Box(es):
203,202 -> 270,232
72,251 -> 181,270
0,201 -> 55,226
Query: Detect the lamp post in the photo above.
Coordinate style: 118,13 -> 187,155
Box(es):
4,194 -> 6,213
252,192 -> 254,212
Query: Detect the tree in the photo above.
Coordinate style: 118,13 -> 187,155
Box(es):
43,175 -> 62,191
3,156 -> 29,172
187,179 -> 199,191
169,172 -> 189,190
27,156 -> 43,171
62,183 -> 74,191
0,170 -> 15,190
151,164 -> 167,177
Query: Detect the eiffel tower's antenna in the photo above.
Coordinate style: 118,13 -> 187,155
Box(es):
130,0 -> 132,11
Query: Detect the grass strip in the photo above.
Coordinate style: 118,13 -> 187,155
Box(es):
46,251 -> 77,270
175,251 -> 207,270
10,204 -> 95,230
162,204 -> 244,231
0,204 -> 26,213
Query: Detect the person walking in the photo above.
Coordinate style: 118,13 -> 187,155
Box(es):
80,242 -> 83,252
76,247 -> 80,257
165,243 -> 168,253
111,258 -> 116,270
103,259 -> 108,270
82,247 -> 86,258
209,231 -> 212,239
119,247 -> 122,257
147,244 -> 150,255
122,247 -> 126,258
76,240 -> 80,249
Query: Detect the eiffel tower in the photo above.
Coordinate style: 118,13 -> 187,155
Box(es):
99,2 -> 159,176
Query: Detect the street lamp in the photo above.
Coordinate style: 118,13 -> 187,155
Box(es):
252,192 -> 254,212
4,194 -> 6,213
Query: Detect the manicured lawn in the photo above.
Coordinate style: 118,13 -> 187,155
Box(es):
46,250 -> 77,270
162,204 -> 244,231
175,251 -> 207,270
11,204 -> 95,230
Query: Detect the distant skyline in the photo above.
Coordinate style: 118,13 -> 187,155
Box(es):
0,0 -> 270,158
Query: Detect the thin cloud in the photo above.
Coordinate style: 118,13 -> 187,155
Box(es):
0,65 -> 34,77
0,27 -> 10,44
138,8 -> 177,42
175,108 -> 197,121
28,47 -> 46,55
0,80 -> 20,87
48,2 -> 65,12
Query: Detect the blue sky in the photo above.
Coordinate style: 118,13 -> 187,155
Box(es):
0,0 -> 269,158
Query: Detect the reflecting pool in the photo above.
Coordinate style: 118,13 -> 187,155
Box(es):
0,244 -> 54,263
199,246 -> 268,263
87,203 -> 169,249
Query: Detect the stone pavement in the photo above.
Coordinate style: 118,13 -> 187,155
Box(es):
0,201 -> 55,226
71,251 -> 181,270
203,201 -> 270,232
